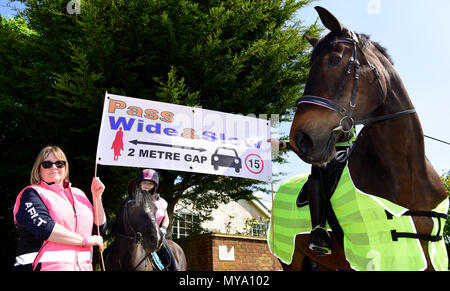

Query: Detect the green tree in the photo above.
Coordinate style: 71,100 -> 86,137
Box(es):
441,172 -> 450,244
0,0 -> 319,269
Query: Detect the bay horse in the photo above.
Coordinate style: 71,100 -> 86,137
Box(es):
284,6 -> 448,271
105,186 -> 187,271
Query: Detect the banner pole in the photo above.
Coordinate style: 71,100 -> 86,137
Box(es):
94,91 -> 109,271
94,161 -> 105,271
271,181 -> 275,254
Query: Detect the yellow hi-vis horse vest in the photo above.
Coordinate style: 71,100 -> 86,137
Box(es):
268,164 -> 449,271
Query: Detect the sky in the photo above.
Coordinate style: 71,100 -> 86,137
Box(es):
2,1 -> 450,204
0,1 -> 21,17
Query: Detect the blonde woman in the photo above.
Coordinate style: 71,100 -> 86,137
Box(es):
13,145 -> 106,271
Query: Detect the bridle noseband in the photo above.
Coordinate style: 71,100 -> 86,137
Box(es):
296,31 -> 416,136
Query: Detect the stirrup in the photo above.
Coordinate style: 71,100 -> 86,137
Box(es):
309,227 -> 332,256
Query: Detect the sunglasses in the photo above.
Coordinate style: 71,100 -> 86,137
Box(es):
41,160 -> 66,169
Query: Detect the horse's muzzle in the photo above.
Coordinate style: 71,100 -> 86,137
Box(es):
295,130 -> 313,156
293,129 -> 338,165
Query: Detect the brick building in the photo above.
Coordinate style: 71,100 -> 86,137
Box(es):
177,233 -> 282,271
172,192 -> 282,271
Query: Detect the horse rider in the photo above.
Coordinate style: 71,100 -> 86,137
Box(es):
137,169 -> 179,271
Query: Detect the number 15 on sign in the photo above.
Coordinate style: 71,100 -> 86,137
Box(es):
245,154 -> 264,174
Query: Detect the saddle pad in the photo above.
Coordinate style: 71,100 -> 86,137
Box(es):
268,165 -> 449,271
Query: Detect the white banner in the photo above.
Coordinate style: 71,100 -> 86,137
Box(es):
96,92 -> 272,182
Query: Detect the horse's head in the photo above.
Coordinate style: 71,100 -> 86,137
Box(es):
123,187 -> 164,253
290,6 -> 391,165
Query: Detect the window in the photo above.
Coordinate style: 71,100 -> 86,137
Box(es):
250,221 -> 267,237
172,212 -> 201,239
245,216 -> 268,237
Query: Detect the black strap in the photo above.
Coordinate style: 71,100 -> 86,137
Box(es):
296,180 -> 309,208
322,161 -> 346,247
391,230 -> 442,242
337,109 -> 417,163
298,96 -> 348,116
386,209 -> 447,242
403,210 -> 448,220
385,210 -> 447,220
356,109 -> 417,126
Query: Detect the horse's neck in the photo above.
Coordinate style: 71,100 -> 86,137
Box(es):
349,84 -> 446,210
129,244 -> 150,271
119,239 -> 148,271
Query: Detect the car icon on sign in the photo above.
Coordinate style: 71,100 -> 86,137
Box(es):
211,147 -> 242,173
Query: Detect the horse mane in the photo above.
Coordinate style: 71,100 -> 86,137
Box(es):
359,33 -> 394,65
132,188 -> 155,206
310,32 -> 394,66
112,180 -> 156,236
127,178 -> 153,204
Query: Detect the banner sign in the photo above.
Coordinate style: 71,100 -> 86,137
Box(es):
96,93 -> 272,182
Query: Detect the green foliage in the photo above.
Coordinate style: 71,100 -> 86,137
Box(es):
0,0 -> 319,269
153,66 -> 200,106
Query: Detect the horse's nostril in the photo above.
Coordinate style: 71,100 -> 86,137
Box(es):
295,130 -> 314,154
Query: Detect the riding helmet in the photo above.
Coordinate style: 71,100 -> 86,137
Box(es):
137,169 -> 159,186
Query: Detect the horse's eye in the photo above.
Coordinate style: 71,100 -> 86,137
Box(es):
328,55 -> 341,67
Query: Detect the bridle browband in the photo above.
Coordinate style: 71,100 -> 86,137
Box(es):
296,31 -> 416,134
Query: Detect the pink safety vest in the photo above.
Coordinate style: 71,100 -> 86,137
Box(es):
13,181 -> 94,271
154,196 -> 168,227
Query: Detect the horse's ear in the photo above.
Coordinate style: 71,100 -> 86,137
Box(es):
303,35 -> 319,48
127,178 -> 137,198
315,6 -> 344,34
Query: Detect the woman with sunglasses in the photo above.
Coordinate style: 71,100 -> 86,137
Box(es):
12,145 -> 106,271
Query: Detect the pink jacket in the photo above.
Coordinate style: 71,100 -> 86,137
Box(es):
154,197 -> 168,227
13,181 -> 94,271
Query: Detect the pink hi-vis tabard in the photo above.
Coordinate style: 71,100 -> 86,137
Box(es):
154,197 -> 168,226
13,181 -> 94,271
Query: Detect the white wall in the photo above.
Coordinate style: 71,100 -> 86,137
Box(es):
175,198 -> 268,235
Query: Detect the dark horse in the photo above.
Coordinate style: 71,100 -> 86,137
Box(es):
284,7 -> 448,271
105,186 -> 187,271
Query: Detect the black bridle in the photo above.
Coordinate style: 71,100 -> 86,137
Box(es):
117,199 -> 147,243
116,199 -> 160,271
296,31 -> 416,136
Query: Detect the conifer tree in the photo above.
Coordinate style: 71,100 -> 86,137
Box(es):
0,0 -> 320,268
